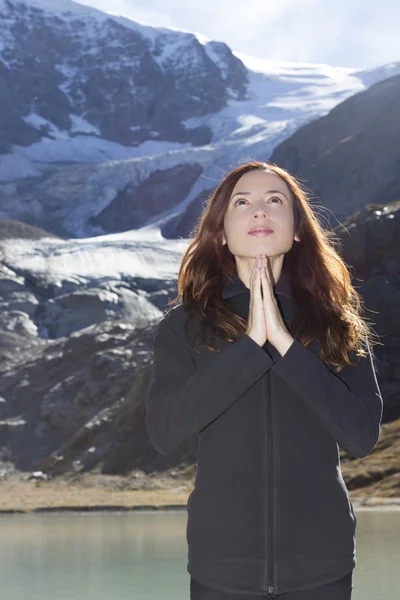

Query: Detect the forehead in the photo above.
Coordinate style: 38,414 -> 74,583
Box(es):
232,171 -> 290,195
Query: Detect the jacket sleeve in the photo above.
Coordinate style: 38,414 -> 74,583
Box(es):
271,338 -> 383,458
146,314 -> 274,455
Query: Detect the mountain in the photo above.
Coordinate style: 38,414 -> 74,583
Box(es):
0,203 -> 398,484
1,0 -> 400,237
0,1 -> 398,494
269,73 -> 400,227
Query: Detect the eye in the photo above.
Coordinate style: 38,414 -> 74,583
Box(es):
233,196 -> 283,206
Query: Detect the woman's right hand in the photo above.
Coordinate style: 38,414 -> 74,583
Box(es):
246,255 -> 268,347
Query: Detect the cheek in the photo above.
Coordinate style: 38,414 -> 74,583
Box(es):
224,214 -> 243,235
278,211 -> 295,230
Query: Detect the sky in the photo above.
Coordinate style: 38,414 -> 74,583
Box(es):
76,0 -> 400,70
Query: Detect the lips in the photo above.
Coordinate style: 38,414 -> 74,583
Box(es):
248,227 -> 274,235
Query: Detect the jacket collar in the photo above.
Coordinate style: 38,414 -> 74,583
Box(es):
221,269 -> 291,300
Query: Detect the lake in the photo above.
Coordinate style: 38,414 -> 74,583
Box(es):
0,508 -> 398,599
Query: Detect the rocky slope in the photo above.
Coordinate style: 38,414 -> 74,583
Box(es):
0,203 -> 398,496
269,73 -> 400,228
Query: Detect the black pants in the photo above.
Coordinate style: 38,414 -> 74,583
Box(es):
190,570 -> 353,599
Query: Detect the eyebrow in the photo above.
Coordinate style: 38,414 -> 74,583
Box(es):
231,189 -> 289,200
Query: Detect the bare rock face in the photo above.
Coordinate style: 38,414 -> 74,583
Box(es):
0,0 -> 248,154
0,272 -> 42,338
89,163 -> 204,234
270,74 -> 400,228
334,201 -> 400,421
0,318 -> 160,473
0,315 -> 197,477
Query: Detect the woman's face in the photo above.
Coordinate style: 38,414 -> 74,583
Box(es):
222,170 -> 300,263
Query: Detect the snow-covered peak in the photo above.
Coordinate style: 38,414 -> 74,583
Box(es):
0,0 -> 212,46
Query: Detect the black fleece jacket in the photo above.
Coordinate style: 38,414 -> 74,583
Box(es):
146,273 -> 383,595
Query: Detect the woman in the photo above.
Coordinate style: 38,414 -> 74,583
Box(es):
146,161 -> 383,599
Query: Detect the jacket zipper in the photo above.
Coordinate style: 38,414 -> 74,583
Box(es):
263,371 -> 275,594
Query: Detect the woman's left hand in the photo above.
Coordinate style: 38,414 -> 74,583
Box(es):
260,255 -> 295,356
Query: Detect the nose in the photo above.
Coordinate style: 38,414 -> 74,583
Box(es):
251,198 -> 272,216
252,205 -> 270,218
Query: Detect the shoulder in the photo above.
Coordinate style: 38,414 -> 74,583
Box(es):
162,304 -> 190,328
151,305 -> 199,363
153,304 -> 195,341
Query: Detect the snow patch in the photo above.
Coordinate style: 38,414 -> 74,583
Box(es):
70,114 -> 101,136
0,230 -> 192,283
21,113 -> 68,139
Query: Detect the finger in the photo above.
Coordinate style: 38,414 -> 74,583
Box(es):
260,260 -> 270,299
250,259 -> 260,302
262,257 -> 273,297
255,264 -> 262,298
251,257 -> 258,287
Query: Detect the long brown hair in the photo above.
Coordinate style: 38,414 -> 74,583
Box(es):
165,160 -> 380,373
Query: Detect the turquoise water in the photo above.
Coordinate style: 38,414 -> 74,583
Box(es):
0,508 -> 398,599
